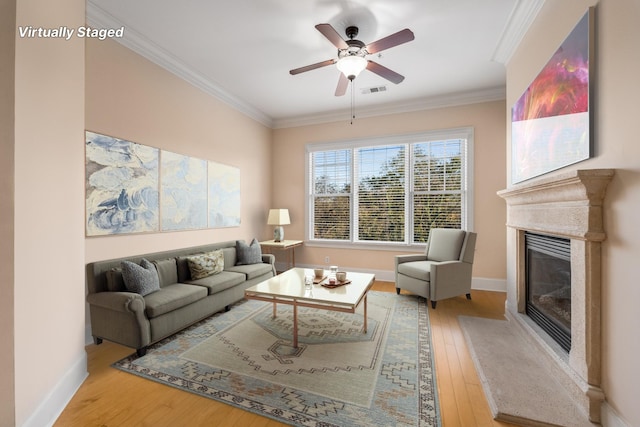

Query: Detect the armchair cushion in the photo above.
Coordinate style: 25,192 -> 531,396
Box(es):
397,260 -> 434,282
426,229 -> 465,262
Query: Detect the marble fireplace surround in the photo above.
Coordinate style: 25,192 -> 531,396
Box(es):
497,169 -> 614,423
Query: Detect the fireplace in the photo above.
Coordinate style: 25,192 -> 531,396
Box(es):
498,169 -> 614,424
525,232 -> 571,352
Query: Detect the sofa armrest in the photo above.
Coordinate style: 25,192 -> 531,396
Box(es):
262,253 -> 275,265
87,291 -> 145,314
86,291 -> 151,350
262,253 -> 277,276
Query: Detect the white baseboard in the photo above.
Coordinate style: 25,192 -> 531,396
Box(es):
471,277 -> 507,292
601,402 -> 631,427
22,351 -> 88,427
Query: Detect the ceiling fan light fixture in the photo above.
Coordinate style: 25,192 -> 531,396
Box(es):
336,55 -> 367,80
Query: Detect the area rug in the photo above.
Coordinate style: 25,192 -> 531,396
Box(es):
114,291 -> 440,426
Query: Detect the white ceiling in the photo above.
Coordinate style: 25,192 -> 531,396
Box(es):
87,0 -> 544,128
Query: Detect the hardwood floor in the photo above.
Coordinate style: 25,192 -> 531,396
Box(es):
55,282 -> 518,427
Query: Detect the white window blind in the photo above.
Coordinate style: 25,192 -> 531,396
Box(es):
356,145 -> 406,242
307,128 -> 473,246
310,150 -> 351,240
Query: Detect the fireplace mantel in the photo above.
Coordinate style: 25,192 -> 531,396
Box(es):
498,168 -> 614,424
497,169 -> 614,241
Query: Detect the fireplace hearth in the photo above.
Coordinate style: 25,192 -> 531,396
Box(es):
525,232 -> 571,352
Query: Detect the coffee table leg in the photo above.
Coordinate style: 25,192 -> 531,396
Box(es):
273,302 -> 277,318
293,303 -> 298,348
364,294 -> 368,333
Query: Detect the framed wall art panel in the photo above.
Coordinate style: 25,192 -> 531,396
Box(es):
85,131 -> 160,236
208,161 -> 241,228
160,150 -> 208,231
511,8 -> 594,184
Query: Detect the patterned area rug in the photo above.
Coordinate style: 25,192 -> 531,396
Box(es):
113,291 -> 440,426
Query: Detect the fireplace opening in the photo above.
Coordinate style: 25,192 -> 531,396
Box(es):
525,232 -> 571,352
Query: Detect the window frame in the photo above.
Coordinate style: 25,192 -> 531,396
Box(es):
305,127 -> 474,251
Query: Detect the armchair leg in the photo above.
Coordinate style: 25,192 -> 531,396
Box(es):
466,293 -> 472,300
395,288 -> 401,295
136,347 -> 147,357
431,300 -> 437,309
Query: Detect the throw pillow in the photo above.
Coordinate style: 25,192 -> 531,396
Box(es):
187,250 -> 224,280
120,259 -> 160,296
236,238 -> 262,265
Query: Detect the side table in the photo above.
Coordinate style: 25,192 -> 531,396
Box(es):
259,239 -> 303,272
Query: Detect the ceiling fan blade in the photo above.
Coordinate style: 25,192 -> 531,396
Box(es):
365,28 -> 415,54
366,60 -> 405,84
290,59 -> 336,75
334,73 -> 349,96
315,23 -> 349,49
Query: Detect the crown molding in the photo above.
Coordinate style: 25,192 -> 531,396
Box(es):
86,1 -> 274,128
272,86 -> 506,129
492,0 -> 546,64
87,1 -> 513,130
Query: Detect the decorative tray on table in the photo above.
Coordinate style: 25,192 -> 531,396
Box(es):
321,279 -> 351,288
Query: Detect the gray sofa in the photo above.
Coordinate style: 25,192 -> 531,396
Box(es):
86,240 -> 276,356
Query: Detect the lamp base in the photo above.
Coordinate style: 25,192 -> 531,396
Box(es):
273,226 -> 284,242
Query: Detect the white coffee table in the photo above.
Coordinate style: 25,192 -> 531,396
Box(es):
244,267 -> 375,348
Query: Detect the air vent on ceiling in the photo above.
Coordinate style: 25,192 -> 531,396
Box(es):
361,86 -> 387,95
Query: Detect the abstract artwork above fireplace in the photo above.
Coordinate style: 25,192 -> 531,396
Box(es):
511,8 -> 594,184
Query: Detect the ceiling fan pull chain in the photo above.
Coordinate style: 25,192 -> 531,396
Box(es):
350,81 -> 355,125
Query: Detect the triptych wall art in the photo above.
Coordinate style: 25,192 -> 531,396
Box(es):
511,8 -> 594,184
85,131 -> 241,236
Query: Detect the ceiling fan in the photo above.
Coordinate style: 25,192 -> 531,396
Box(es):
290,23 -> 415,96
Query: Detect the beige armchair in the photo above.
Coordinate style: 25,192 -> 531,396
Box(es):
395,228 -> 477,308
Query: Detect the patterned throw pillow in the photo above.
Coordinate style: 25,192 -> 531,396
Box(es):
236,238 -> 262,265
187,250 -> 224,280
120,259 -> 160,296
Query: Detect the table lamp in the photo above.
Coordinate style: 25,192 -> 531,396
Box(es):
267,209 -> 290,242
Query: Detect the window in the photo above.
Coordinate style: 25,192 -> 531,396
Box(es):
306,128 -> 473,247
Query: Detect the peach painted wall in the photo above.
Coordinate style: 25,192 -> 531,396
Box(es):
506,0 -> 640,425
13,0 -> 87,425
0,0 -> 16,423
272,101 -> 507,283
84,38 -> 273,263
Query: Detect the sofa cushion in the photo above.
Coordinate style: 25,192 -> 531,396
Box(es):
397,261 -> 435,282
176,255 -> 198,282
144,283 -> 208,318
236,238 -> 262,265
226,262 -> 273,280
105,268 -> 126,292
186,250 -> 224,280
121,259 -> 160,296
186,271 -> 245,295
153,258 -> 178,287
221,247 -> 237,269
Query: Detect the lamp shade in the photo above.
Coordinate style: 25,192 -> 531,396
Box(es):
336,55 -> 367,80
267,209 -> 290,226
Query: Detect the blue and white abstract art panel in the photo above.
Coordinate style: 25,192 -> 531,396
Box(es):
85,131 -> 159,236
209,161 -> 241,228
161,150 -> 208,231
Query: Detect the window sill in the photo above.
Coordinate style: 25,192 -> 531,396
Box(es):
304,240 -> 426,253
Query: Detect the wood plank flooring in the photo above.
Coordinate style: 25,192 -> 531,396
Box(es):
54,282 -> 518,427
